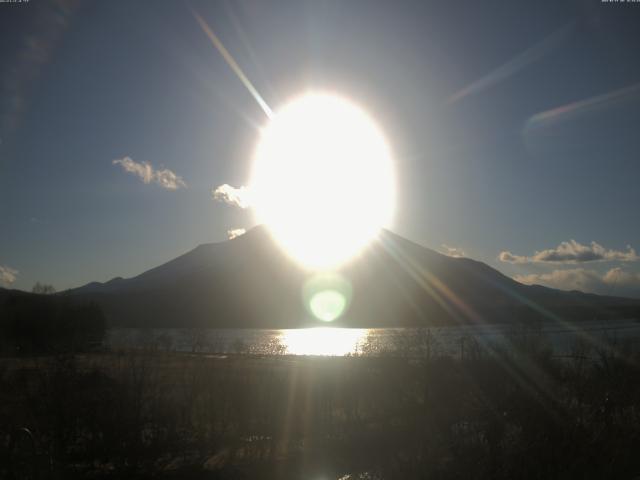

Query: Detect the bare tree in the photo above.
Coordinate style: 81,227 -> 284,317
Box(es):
32,282 -> 56,295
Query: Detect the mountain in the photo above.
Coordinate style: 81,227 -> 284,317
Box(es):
63,226 -> 640,328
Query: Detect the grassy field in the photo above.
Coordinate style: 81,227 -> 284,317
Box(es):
1,339 -> 640,479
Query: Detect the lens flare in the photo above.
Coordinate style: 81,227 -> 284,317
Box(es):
309,290 -> 346,322
303,273 -> 352,322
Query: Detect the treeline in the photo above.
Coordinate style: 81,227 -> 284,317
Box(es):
1,337 -> 639,479
0,291 -> 106,354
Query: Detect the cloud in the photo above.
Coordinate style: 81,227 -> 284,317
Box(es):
212,184 -> 252,208
514,267 -> 640,298
154,168 -> 187,190
441,244 -> 465,258
499,251 -> 529,264
113,157 -> 186,190
603,267 -> 640,290
227,228 -> 246,240
499,240 -> 638,264
0,265 -> 18,287
515,269 -> 603,292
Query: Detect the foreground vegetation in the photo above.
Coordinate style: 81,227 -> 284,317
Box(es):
0,291 -> 105,355
1,329 -> 639,480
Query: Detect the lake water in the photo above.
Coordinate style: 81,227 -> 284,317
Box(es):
105,319 -> 640,358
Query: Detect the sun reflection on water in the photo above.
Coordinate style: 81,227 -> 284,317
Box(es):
279,328 -> 369,356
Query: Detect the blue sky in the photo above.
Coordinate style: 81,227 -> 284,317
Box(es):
1,0 -> 639,296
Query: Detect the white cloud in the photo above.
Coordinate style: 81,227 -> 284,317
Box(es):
515,269 -> 603,292
603,267 -> 640,289
113,157 -> 186,190
212,184 -> 252,208
227,228 -> 246,240
498,251 -> 529,264
441,244 -> 465,258
0,265 -> 18,287
153,168 -> 187,190
515,267 -> 640,298
499,240 -> 638,264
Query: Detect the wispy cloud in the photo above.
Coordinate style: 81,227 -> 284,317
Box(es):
441,244 -> 465,258
499,240 -> 638,264
0,265 -> 18,287
113,157 -> 186,190
227,228 -> 246,240
212,184 -> 252,208
514,267 -> 640,297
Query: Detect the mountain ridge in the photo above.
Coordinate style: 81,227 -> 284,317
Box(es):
56,226 -> 640,328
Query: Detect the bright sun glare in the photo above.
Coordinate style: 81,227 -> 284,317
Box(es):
250,93 -> 395,269
281,328 -> 368,356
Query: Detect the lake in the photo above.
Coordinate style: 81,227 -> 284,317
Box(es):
105,319 -> 640,358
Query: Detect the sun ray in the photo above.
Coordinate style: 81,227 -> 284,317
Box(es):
189,7 -> 273,119
525,81 -> 640,131
448,22 -> 574,104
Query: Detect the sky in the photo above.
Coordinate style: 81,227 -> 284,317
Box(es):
1,0 -> 640,297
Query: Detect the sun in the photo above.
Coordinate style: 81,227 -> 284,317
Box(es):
250,93 -> 395,269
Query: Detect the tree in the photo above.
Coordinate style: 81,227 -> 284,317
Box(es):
32,282 -> 56,295
2,294 -> 106,354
